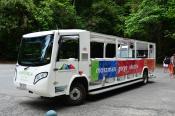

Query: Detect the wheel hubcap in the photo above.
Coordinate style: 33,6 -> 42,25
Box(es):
70,88 -> 81,100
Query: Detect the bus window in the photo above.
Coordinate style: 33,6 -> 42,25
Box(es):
57,35 -> 79,61
106,43 -> 116,58
90,42 -> 104,58
137,50 -> 148,58
117,43 -> 128,58
136,42 -> 148,58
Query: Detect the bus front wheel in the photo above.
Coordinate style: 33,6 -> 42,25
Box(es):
66,84 -> 86,105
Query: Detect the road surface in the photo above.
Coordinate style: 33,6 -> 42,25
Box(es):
0,64 -> 175,116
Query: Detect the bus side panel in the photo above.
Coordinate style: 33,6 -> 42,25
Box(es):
144,58 -> 156,71
90,59 -> 145,83
90,60 -> 117,82
117,60 -> 144,77
79,31 -> 90,77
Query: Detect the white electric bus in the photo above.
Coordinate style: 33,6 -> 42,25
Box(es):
14,29 -> 156,105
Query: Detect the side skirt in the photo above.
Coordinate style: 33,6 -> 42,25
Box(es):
88,78 -> 143,95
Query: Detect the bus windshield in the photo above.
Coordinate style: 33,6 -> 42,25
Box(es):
18,34 -> 54,66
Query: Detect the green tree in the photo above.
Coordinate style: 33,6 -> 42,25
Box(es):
164,0 -> 175,40
0,0 -> 83,60
124,0 -> 167,62
0,0 -> 37,60
34,0 -> 84,30
1,0 -> 175,62
87,0 -> 125,36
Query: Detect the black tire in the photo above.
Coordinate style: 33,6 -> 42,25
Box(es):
66,84 -> 86,105
142,70 -> 148,84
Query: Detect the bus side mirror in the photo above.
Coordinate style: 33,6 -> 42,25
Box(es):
149,45 -> 153,49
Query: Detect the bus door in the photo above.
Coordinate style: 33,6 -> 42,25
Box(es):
55,35 -> 79,92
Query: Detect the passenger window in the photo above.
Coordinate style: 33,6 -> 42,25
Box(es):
57,35 -> 79,61
106,43 -> 116,58
137,50 -> 148,58
117,43 -> 129,58
117,41 -> 135,58
136,42 -> 148,58
90,42 -> 104,58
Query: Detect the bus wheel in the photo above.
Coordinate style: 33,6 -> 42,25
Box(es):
66,84 -> 86,105
142,70 -> 148,84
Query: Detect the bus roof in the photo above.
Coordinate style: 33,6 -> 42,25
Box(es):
22,29 -> 155,45
90,32 -> 155,45
23,29 -> 87,38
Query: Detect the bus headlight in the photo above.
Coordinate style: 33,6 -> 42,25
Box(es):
34,72 -> 48,84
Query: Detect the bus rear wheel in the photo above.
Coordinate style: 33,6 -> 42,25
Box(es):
142,70 -> 148,84
66,84 -> 86,105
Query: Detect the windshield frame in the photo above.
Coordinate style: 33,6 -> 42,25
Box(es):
18,34 -> 54,66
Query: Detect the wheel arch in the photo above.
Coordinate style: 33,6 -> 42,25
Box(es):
66,75 -> 89,95
142,66 -> 148,77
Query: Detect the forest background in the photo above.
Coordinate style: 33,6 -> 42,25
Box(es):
0,0 -> 175,63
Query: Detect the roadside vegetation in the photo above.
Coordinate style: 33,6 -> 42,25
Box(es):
0,0 -> 175,63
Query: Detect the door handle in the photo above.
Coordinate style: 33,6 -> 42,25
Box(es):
54,68 -> 59,71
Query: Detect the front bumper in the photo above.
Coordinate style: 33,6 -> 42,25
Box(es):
14,78 -> 54,97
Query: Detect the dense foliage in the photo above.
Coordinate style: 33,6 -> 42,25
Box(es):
0,0 -> 175,62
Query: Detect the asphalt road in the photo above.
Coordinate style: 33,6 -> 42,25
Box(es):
0,64 -> 175,116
